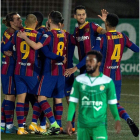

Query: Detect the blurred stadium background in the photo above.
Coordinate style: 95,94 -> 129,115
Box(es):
1,0 -> 139,140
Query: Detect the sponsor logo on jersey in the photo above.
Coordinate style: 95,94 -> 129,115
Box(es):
18,62 -> 31,66
76,36 -> 89,42
107,66 -> 119,69
2,61 -> 7,64
82,96 -> 103,111
100,85 -> 105,91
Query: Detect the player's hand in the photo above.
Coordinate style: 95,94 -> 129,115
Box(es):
66,121 -> 72,136
18,31 -> 27,39
4,51 -> 13,56
115,120 -> 121,133
64,66 -> 77,77
63,54 -> 67,64
98,9 -> 109,22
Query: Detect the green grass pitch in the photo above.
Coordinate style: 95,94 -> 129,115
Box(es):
1,76 -> 139,140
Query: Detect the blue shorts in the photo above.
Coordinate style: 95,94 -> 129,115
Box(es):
14,75 -> 39,95
64,75 -> 74,96
1,74 -> 16,95
37,75 -> 65,98
113,80 -> 121,101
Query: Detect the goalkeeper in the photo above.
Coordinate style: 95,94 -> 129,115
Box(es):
66,50 -> 121,140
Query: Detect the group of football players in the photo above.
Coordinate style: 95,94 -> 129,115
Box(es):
1,5 -> 139,138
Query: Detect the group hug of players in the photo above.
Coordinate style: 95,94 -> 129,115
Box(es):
1,5 -> 139,138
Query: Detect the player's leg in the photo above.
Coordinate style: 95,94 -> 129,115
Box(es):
115,80 -> 139,137
54,98 -> 63,133
14,75 -> 29,135
92,125 -> 108,140
77,127 -> 91,140
23,93 -> 37,130
38,95 -> 60,135
1,97 -> 6,133
31,75 -> 59,135
53,75 -> 65,134
1,75 -> 17,134
23,96 -> 29,129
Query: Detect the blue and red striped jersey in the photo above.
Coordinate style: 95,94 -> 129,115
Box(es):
63,30 -> 75,69
74,21 -> 103,61
11,28 -> 42,76
39,29 -> 66,76
96,30 -> 139,81
1,29 -> 16,76
37,26 -> 48,34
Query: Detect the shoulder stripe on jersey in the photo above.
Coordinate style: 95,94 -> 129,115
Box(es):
108,99 -> 117,104
69,97 -> 79,103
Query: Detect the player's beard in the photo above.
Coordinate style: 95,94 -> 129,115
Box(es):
86,64 -> 98,74
77,19 -> 85,26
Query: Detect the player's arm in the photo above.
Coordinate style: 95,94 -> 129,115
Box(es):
107,80 -> 121,133
18,31 -> 44,50
41,45 -> 65,62
67,79 -> 79,135
124,34 -> 139,52
64,37 -> 101,77
1,36 -> 14,53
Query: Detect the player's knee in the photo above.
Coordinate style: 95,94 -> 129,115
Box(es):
6,95 -> 16,102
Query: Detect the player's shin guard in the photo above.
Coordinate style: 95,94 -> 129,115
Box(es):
32,102 -> 42,123
4,100 -> 15,127
1,99 -> 6,127
54,103 -> 63,127
16,102 -> 24,127
23,100 -> 29,125
39,100 -> 55,124
117,103 -> 129,121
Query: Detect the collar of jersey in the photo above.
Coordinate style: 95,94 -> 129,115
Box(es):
38,25 -> 45,29
108,30 -> 117,32
51,28 -> 60,31
79,21 -> 89,29
86,72 -> 103,78
25,27 -> 34,30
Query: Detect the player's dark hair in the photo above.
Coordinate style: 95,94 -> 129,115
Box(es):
49,10 -> 64,26
106,13 -> 119,27
32,11 -> 44,29
74,5 -> 86,14
87,50 -> 103,63
2,12 -> 18,27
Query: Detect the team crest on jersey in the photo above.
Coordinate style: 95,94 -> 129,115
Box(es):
85,28 -> 89,32
82,84 -> 86,90
100,85 -> 105,91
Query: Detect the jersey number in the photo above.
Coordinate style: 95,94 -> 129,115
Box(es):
111,44 -> 121,62
20,41 -> 30,59
56,42 -> 64,56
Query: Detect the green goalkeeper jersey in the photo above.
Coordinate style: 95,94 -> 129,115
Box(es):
69,72 -> 117,128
